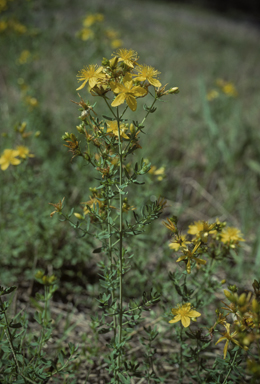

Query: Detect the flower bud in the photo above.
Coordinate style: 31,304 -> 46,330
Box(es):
168,87 -> 179,94
252,298 -> 259,312
35,131 -> 41,137
74,213 -> 84,220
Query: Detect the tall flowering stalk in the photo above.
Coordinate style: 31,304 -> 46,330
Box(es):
51,48 -> 178,381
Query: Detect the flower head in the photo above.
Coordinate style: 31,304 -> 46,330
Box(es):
0,149 -> 21,170
188,221 -> 216,242
77,65 -> 106,91
220,227 -> 245,247
112,48 -> 138,68
105,121 -> 129,139
169,234 -> 191,251
111,73 -> 147,111
169,303 -> 201,328
133,64 -> 161,87
16,146 -> 34,159
176,242 -> 206,274
215,322 -> 245,359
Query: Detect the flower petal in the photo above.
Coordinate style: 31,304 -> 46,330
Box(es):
76,80 -> 88,91
149,78 -> 161,87
169,314 -> 181,324
125,94 -> 137,111
111,93 -> 126,107
181,316 -> 191,328
188,309 -> 201,318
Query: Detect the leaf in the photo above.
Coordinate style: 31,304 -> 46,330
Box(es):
98,327 -> 111,334
9,322 -> 22,329
0,286 -> 17,296
93,247 -> 102,254
246,159 -> 260,175
102,115 -> 115,121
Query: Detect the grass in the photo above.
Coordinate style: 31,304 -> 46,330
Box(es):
1,0 -> 260,382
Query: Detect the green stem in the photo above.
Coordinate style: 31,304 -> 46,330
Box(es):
222,350 -> 238,384
179,323 -> 183,381
116,106 -> 124,378
108,185 -> 117,340
140,97 -> 157,126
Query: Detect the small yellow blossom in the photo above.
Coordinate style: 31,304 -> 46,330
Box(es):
176,242 -> 206,274
49,197 -> 65,218
220,227 -> 245,247
0,20 -> 8,32
16,146 -> 34,159
188,221 -> 216,242
0,149 -> 21,170
133,64 -> 161,87
215,323 -> 245,359
77,28 -> 94,41
83,13 -> 104,27
111,39 -> 122,49
169,303 -> 201,328
112,48 -> 138,68
149,165 -> 165,180
169,234 -> 191,251
111,73 -> 147,111
216,79 -> 238,97
207,89 -> 219,101
76,65 -> 106,91
0,0 -> 7,12
25,96 -> 38,108
17,50 -> 31,65
105,121 -> 129,139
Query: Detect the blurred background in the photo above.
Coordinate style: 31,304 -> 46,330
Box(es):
0,0 -> 260,292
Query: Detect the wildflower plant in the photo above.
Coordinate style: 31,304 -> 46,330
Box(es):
51,48 -> 178,382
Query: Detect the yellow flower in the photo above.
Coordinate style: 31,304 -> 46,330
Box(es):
112,48 -> 138,68
16,146 -> 34,159
169,234 -> 191,251
169,303 -> 201,328
149,165 -> 165,180
77,28 -> 94,41
76,65 -> 106,91
111,73 -> 147,111
133,64 -> 161,87
0,20 -> 8,32
0,149 -> 21,170
216,79 -> 238,97
215,323 -> 244,359
207,89 -> 219,101
83,13 -> 104,27
111,39 -> 122,49
105,121 -> 129,139
220,227 -> 245,247
17,50 -> 31,65
188,221 -> 216,242
176,242 -> 206,274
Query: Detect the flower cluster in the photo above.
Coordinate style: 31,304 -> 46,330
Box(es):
76,13 -> 122,49
0,146 -> 34,170
207,78 -> 238,101
163,218 -> 244,274
211,280 -> 260,359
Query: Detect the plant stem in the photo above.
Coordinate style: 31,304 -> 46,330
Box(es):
108,185 -> 117,339
179,323 -> 183,381
222,350 -> 238,384
117,106 -> 124,379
